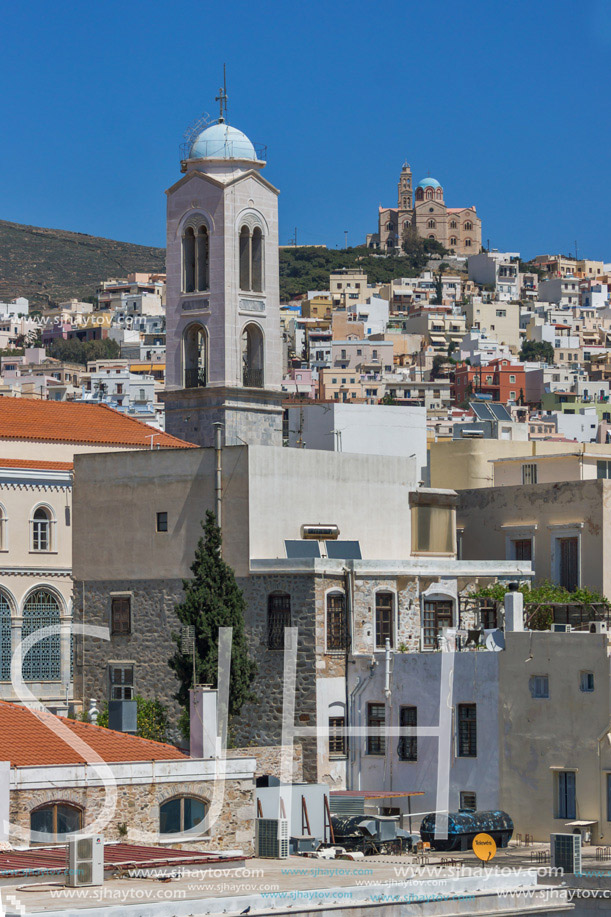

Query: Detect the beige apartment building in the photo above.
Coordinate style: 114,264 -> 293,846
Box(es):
329,269 -> 368,308
463,300 -> 521,352
403,308 -> 467,353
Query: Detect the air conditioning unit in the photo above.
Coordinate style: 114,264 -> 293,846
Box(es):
550,833 -> 581,874
551,623 -> 572,633
67,835 -> 104,887
301,524 -> 339,541
590,621 -> 608,634
255,818 -> 289,858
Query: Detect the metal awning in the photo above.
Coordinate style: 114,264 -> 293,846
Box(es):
565,820 -> 597,827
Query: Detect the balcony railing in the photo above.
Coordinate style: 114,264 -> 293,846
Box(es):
184,368 -> 206,389
243,368 -> 264,388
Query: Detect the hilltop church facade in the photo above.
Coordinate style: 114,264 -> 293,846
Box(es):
367,162 -> 482,257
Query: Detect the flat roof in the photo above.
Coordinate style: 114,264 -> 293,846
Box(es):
330,790 -> 424,798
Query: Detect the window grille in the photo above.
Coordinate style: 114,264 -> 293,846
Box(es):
367,702 -> 385,755
267,594 -> 291,650
326,593 -> 347,651
329,716 -> 346,757
109,664 -> 134,700
375,592 -> 394,649
0,593 -> 10,681
398,706 -> 417,761
457,703 -> 477,757
22,590 -> 61,681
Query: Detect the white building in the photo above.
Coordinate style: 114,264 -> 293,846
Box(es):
346,296 -> 390,336
538,277 -> 580,307
468,252 -> 520,301
285,402 -> 427,481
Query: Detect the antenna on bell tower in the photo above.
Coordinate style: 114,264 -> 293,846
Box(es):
216,64 -> 228,123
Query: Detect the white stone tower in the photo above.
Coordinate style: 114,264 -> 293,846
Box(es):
163,104 -> 283,447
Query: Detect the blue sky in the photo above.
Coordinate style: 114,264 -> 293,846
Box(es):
1,0 -> 610,259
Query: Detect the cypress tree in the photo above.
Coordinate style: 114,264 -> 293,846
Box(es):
169,511 -> 257,734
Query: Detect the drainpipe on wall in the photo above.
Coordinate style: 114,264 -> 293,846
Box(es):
343,565 -> 354,764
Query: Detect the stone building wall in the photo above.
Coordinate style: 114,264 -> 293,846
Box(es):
226,744 -> 303,783
10,776 -> 254,852
73,578 -> 185,733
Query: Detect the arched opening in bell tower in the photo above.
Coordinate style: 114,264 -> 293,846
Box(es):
239,224 -> 264,293
182,224 -> 209,294
183,323 -> 208,388
242,323 -> 264,388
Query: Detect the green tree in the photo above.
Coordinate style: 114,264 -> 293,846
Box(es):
48,337 -> 120,366
519,340 -> 554,364
88,696 -> 169,742
169,512 -> 258,738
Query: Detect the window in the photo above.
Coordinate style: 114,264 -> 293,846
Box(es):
479,598 -> 498,630
32,506 -> 52,551
156,512 -> 168,533
422,599 -> 453,649
30,803 -> 82,840
367,702 -> 385,755
497,310 -> 507,318
597,460 -> 611,479
522,463 -> 538,485
558,536 -> 579,591
460,791 -> 477,811
183,323 -> 207,389
22,590 -> 61,681
398,706 -> 417,761
457,704 -> 476,757
428,219 -> 436,229
0,593 -> 10,681
450,220 -> 457,229
580,671 -> 594,692
512,538 -> 532,561
557,771 -> 576,819
160,797 -> 208,834
268,593 -> 291,650
375,592 -> 394,649
326,592 -> 347,651
530,675 -> 549,698
239,225 -> 264,292
509,374 -> 516,384
411,503 -> 455,554
182,224 -> 209,294
242,323 -> 264,388
465,239 -> 472,248
329,716 -> 346,757
465,221 -> 473,231
111,596 -> 131,636
450,237 -> 457,246
109,664 -> 134,700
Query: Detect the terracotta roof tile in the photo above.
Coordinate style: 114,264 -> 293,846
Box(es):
0,397 -> 193,448
0,701 -> 186,766
0,458 -> 73,471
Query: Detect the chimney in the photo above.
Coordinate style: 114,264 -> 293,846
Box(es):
504,583 -> 524,632
189,687 -> 219,759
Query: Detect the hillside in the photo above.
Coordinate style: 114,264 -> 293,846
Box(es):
0,219 -> 165,306
0,218 -> 447,307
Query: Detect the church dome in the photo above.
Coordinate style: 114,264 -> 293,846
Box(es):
189,122 -> 258,161
417,177 -> 441,189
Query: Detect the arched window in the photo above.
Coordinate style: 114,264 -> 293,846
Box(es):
183,323 -> 207,389
416,188 -> 423,201
465,239 -> 472,247
252,227 -> 263,292
436,188 -> 443,200
375,592 -> 394,649
0,592 -> 11,681
183,227 -> 195,293
450,237 -> 457,247
450,220 -> 457,229
465,221 -> 473,231
196,225 -> 209,291
32,506 -> 52,552
427,219 -> 436,229
182,224 -> 209,294
160,796 -> 208,834
22,589 -> 61,681
31,802 -> 82,840
242,323 -> 264,388
428,234 -> 436,240
326,592 -> 346,651
426,189 -> 433,200
268,593 -> 291,649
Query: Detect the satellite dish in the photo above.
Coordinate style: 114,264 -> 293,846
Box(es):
485,629 -> 505,652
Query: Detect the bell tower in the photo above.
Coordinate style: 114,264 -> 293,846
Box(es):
398,161 -> 413,211
162,99 -> 284,448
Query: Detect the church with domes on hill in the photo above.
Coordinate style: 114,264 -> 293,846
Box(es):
367,161 -> 482,257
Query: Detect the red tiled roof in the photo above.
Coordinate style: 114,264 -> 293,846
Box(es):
0,701 -> 186,766
0,458 -> 73,471
0,397 -> 192,448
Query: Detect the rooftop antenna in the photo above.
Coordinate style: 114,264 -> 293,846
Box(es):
216,64 -> 228,123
